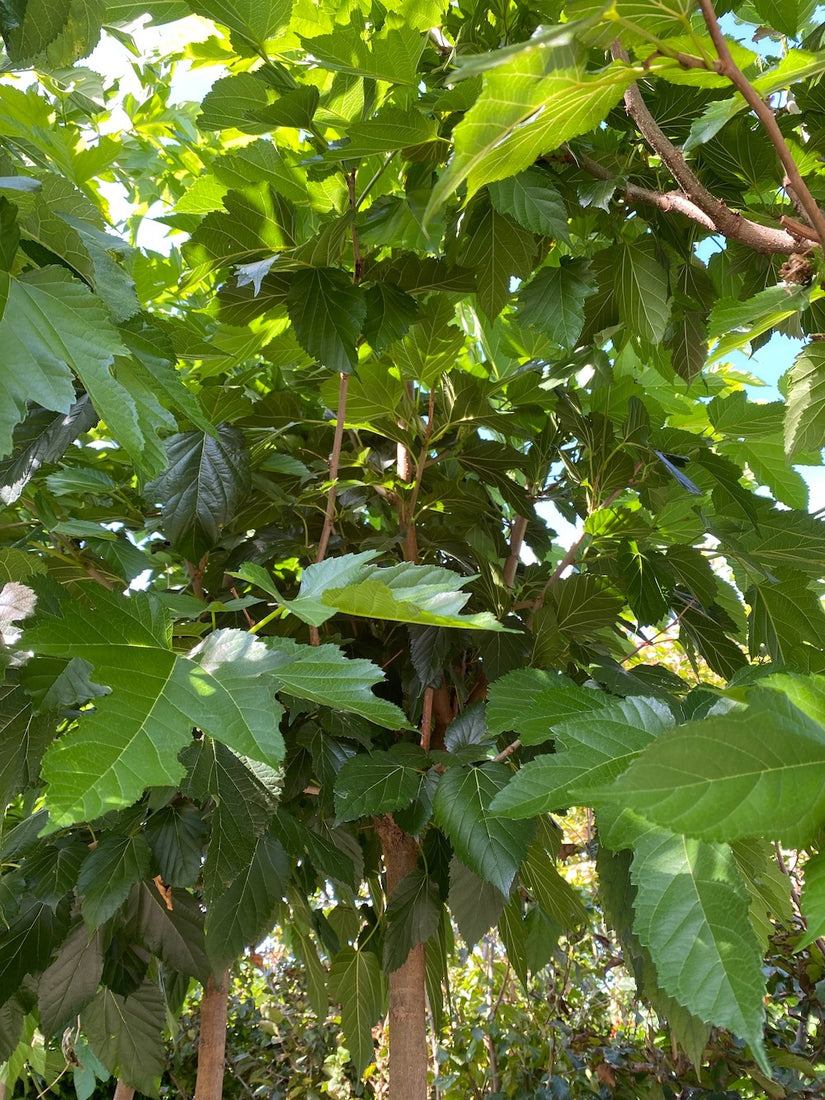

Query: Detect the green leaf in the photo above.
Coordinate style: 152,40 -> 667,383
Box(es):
605,690 -> 825,846
459,201 -> 535,320
83,981 -> 166,1097
490,697 -> 673,818
489,168 -> 569,240
341,108 -> 438,156
327,947 -> 386,1076
448,857 -> 506,948
184,186 -> 293,271
188,0 -> 292,52
363,284 -> 419,353
145,426 -> 251,559
334,745 -> 429,823
30,591 -> 286,826
0,396 -> 98,505
391,295 -> 466,385
197,73 -> 272,133
286,268 -> 366,373
630,828 -> 768,1071
4,0 -> 103,66
206,835 -> 289,968
549,573 -> 624,639
0,267 -> 127,461
516,259 -> 594,348
144,803 -> 207,888
785,343 -> 825,459
300,24 -> 425,85
428,50 -> 639,213
384,868 -> 441,972
0,673 -> 53,806
78,834 -> 151,929
0,897 -> 69,1008
614,240 -> 670,345
263,636 -> 409,729
799,849 -> 825,947
128,882 -> 209,981
486,667 -> 606,745
748,575 -> 825,662
432,763 -> 533,895
38,921 -> 104,1036
521,841 -> 587,927
182,739 -> 274,905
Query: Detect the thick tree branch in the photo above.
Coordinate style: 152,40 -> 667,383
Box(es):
698,0 -> 825,252
605,42 -> 807,256
503,514 -> 529,591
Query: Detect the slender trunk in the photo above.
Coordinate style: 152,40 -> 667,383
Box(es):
194,968 -> 231,1100
113,1083 -> 134,1100
376,816 -> 428,1100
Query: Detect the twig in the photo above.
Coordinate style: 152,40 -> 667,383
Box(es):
619,598 -> 696,664
185,556 -> 207,601
420,686 -> 434,754
504,514 -> 529,591
493,738 -> 521,763
316,372 -> 350,565
698,0 -> 825,252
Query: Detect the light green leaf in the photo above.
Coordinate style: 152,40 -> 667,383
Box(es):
391,295 -> 466,385
328,947 -> 386,1075
630,828 -> 767,1071
516,258 -> 594,347
334,745 -> 428,823
0,267 -> 127,461
187,0 -> 292,52
300,24 -> 425,85
264,636 -> 410,729
83,981 -> 166,1097
428,49 -> 639,213
489,168 -> 569,240
614,240 -> 670,345
748,575 -> 825,662
5,0 -> 103,65
30,591 -> 286,827
341,108 -> 438,156
486,667 -> 607,744
286,267 -> 366,372
785,343 -> 825,459
799,849 -> 825,948
384,868 -> 441,972
520,843 -> 587,927
605,690 -> 825,846
490,697 -> 673,818
184,186 -> 293,272
206,835 -> 289,968
433,763 -> 533,895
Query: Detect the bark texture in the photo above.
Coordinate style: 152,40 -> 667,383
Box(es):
194,968 -> 231,1100
376,815 -> 428,1100
113,1083 -> 135,1100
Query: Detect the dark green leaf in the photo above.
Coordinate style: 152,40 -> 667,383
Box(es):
334,745 -> 428,823
206,835 -> 289,968
38,921 -> 104,1036
78,834 -> 152,929
286,268 -> 366,373
327,947 -> 386,1075
83,981 -> 166,1097
384,868 -> 441,972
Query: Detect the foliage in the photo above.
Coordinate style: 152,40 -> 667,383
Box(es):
4,0 -> 825,1095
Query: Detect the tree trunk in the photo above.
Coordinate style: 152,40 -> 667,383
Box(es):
194,968 -> 231,1100
113,1083 -> 135,1100
377,815 -> 428,1100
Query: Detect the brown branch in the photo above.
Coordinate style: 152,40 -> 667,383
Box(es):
504,514 -> 529,592
420,686 -> 434,754
698,0 -> 825,252
316,372 -> 349,565
493,738 -> 521,763
603,42 -> 804,256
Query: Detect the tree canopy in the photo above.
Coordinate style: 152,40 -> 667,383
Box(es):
2,0 -> 825,1095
